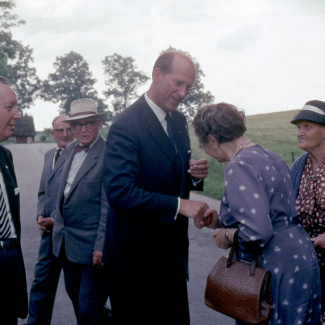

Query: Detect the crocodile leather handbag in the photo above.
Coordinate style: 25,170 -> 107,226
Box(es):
204,231 -> 273,324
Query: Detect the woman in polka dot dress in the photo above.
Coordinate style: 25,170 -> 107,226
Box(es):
290,100 -> 325,324
192,102 -> 321,325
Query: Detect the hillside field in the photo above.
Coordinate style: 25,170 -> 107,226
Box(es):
189,109 -> 305,200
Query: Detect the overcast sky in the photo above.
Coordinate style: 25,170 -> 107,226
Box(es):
13,0 -> 325,131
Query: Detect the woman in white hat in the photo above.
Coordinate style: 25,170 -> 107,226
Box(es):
290,100 -> 325,323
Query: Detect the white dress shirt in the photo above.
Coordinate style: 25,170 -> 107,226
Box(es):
64,135 -> 99,198
0,171 -> 17,238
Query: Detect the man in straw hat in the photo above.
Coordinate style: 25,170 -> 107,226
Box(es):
52,98 -> 110,325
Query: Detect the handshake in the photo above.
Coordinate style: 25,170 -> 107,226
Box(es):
179,199 -> 219,229
179,199 -> 236,249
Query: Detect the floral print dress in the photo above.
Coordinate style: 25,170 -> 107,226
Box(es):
219,145 -> 321,325
296,155 -> 325,323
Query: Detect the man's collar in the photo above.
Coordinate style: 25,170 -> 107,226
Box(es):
144,92 -> 167,123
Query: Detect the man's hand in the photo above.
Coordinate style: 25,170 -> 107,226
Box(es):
179,199 -> 209,220
93,250 -> 104,269
194,209 -> 219,229
37,215 -> 54,233
188,158 -> 209,180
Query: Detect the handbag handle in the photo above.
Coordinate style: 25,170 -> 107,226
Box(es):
226,229 -> 257,276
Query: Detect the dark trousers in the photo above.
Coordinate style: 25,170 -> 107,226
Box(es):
27,232 -> 61,325
0,245 -> 26,325
110,260 -> 190,325
60,247 -> 109,325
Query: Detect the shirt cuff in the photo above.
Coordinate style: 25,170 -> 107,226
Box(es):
174,198 -> 180,220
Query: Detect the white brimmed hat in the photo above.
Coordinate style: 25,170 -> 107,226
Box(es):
291,100 -> 325,125
64,98 -> 107,122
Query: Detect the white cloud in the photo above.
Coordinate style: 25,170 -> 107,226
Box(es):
12,0 -> 325,130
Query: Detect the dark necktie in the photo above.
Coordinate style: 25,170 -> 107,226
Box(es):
0,182 -> 11,239
165,114 -> 176,150
74,143 -> 90,153
54,148 -> 63,166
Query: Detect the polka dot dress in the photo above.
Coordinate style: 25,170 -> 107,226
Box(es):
219,145 -> 321,325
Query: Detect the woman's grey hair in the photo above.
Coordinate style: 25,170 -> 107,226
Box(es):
192,103 -> 247,144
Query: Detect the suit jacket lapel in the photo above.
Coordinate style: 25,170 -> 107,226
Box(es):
0,149 -> 16,196
50,149 -> 66,177
172,112 -> 191,197
57,142 -> 76,209
65,136 -> 103,199
171,112 -> 192,197
141,97 -> 191,197
144,102 -> 178,163
0,147 -> 20,235
171,112 -> 191,163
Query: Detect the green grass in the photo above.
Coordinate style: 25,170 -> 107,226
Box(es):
189,109 -> 305,199
20,109 -> 303,200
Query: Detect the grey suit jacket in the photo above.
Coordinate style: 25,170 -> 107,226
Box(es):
52,135 -> 108,265
37,147 -> 66,219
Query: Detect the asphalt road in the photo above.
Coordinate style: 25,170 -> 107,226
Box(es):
6,143 -> 234,325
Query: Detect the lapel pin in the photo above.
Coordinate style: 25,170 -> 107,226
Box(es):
187,150 -> 191,153
5,165 -> 8,169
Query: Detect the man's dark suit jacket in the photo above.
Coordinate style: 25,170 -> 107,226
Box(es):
103,95 -> 203,322
0,145 -> 28,319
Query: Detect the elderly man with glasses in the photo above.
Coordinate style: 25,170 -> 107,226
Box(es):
27,115 -> 73,325
52,98 -> 110,325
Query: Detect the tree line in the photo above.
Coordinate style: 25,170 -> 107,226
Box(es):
0,1 -> 214,124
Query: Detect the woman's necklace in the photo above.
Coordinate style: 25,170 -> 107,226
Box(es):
231,139 -> 251,160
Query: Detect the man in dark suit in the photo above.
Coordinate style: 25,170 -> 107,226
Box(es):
52,98 -> 109,325
27,115 -> 73,325
103,51 -> 210,324
0,76 -> 28,324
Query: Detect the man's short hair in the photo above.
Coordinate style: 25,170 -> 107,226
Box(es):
153,51 -> 194,75
0,76 -> 11,86
52,115 -> 70,129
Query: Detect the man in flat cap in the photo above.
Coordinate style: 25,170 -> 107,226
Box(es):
52,98 -> 109,325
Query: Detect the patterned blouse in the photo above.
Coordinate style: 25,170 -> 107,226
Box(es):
296,156 -> 325,265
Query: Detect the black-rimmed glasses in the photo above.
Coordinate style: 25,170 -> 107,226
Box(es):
72,120 -> 98,130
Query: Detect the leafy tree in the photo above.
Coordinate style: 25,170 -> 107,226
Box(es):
36,128 -> 52,142
0,0 -> 41,111
161,46 -> 214,120
42,51 -> 112,123
0,0 -> 25,29
102,53 -> 149,116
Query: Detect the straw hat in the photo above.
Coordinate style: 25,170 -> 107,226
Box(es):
64,98 -> 107,122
